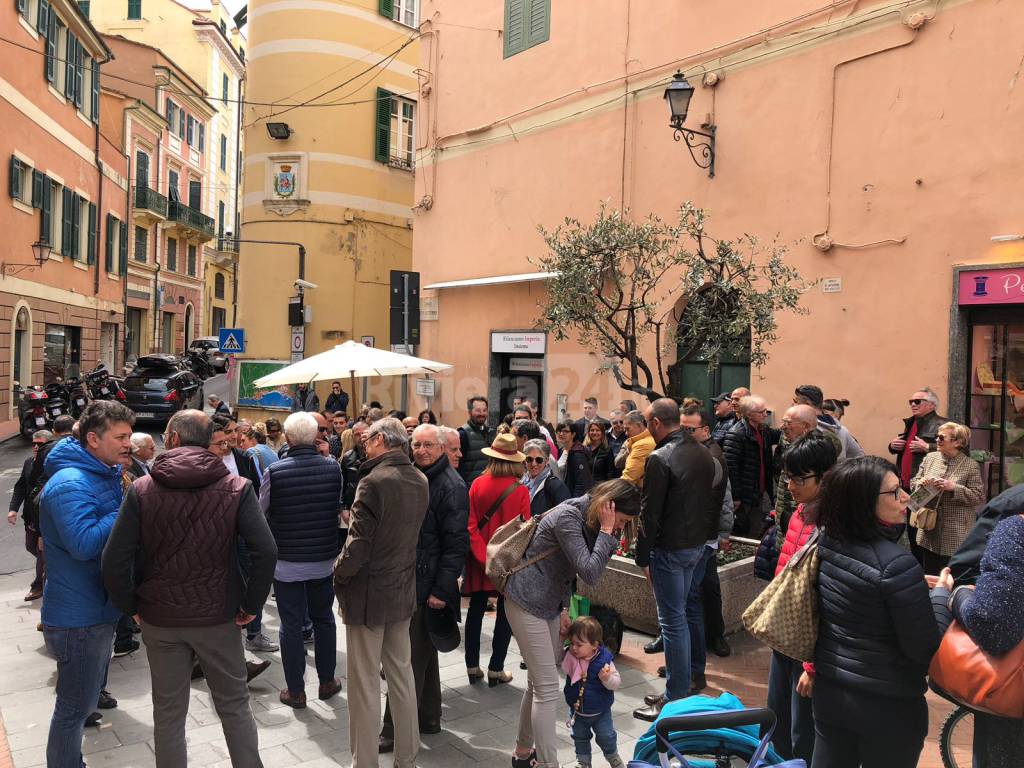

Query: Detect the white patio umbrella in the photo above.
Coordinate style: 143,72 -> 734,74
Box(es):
252,340 -> 452,412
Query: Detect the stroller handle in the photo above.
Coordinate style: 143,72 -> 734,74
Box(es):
654,708 -> 777,750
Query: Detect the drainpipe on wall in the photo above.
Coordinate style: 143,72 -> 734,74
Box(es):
152,261 -> 161,352
231,77 -> 243,327
93,122 -> 103,296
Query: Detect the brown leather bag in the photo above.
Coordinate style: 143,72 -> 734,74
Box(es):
929,622 -> 1024,718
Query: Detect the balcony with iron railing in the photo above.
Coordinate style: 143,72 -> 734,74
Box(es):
167,200 -> 215,241
217,236 -> 239,254
132,185 -> 168,222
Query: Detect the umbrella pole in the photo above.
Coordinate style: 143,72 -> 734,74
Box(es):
350,371 -> 358,417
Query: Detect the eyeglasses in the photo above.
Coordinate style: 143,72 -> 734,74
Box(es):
748,409 -> 767,415
317,427 -> 329,433
784,472 -> 819,487
878,486 -> 905,501
682,426 -> 696,433
525,456 -> 546,465
411,442 -> 438,449
909,399 -> 924,406
210,440 -> 230,449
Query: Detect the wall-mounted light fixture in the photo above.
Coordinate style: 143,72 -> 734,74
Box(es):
664,72 -> 717,178
266,122 -> 292,140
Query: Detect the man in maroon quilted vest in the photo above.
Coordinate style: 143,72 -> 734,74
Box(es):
102,409 -> 277,768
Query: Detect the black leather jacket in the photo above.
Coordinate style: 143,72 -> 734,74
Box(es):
889,411 -> 947,486
722,419 -> 780,508
634,430 -> 716,567
340,446 -> 365,509
416,455 -> 470,608
816,528 -> 951,699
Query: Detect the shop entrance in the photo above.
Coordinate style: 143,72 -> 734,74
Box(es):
965,309 -> 1024,497
497,355 -> 544,418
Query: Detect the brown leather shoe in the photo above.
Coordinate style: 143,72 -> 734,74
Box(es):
246,660 -> 271,682
24,588 -> 42,601
279,689 -> 307,709
318,677 -> 342,701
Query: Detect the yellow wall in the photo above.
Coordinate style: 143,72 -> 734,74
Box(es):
239,0 -> 419,406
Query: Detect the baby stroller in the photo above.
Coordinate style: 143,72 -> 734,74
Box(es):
629,693 -> 806,768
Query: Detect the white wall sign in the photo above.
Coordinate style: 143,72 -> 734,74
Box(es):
290,326 -> 305,353
360,335 -> 374,347
822,277 -> 842,293
421,296 -> 438,321
509,357 -> 544,373
415,378 -> 437,397
491,331 -> 546,354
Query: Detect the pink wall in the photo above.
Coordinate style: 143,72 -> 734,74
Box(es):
413,0 -> 1024,452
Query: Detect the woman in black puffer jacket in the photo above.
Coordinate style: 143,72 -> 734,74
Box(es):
811,456 -> 953,768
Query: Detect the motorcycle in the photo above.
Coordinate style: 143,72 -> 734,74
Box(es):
86,363 -> 126,403
65,374 -> 90,417
43,381 -> 69,423
179,349 -> 214,380
16,383 -> 50,440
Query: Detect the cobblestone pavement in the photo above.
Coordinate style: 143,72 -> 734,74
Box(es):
0,570 -> 959,767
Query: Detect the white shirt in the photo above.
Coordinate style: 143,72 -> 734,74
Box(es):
222,452 -> 239,476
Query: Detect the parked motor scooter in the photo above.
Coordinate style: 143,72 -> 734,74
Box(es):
65,374 -> 90,417
86,363 -> 125,402
43,381 -> 69,423
15,382 -> 50,440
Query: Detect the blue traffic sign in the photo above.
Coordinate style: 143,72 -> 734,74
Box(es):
219,328 -> 245,354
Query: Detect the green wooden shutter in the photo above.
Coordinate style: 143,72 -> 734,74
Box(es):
374,88 -> 392,163
73,42 -> 84,109
378,0 -> 393,18
45,10 -> 56,82
36,0 -> 48,33
178,108 -> 185,138
86,202 -> 96,264
16,0 -> 26,16
31,169 -> 43,208
64,36 -> 76,100
527,0 -> 550,47
104,213 -> 114,272
61,188 -> 72,255
118,219 -> 128,274
90,59 -> 99,123
198,124 -> 205,152
9,156 -> 21,199
504,0 -> 526,58
40,178 -> 52,243
70,194 -> 81,259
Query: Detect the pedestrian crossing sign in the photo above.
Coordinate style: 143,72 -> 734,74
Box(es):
219,328 -> 245,354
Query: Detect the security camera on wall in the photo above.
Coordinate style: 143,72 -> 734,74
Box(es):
295,278 -> 318,290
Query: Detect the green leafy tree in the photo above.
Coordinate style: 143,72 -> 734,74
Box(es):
533,202 -> 813,402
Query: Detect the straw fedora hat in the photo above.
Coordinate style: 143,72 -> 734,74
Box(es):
481,432 -> 526,463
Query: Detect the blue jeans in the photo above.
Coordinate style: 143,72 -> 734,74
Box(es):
767,650 -> 815,763
43,623 -> 116,768
274,576 -> 336,695
685,546 -> 715,678
570,708 -> 617,761
649,545 -> 705,701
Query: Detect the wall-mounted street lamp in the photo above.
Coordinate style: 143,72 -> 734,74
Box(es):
664,71 -> 717,178
2,240 -> 52,278
266,122 -> 292,140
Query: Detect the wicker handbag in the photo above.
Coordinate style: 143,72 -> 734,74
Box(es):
742,528 -> 821,662
485,514 -> 557,593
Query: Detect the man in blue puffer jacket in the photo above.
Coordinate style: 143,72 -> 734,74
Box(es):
39,401 -> 135,768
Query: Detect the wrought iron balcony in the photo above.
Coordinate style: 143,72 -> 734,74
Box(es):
167,201 -> 215,241
217,236 -> 239,254
133,186 -> 168,220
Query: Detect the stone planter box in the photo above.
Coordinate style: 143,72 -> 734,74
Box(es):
577,554 -> 766,637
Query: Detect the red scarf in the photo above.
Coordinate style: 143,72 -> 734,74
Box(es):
900,420 -> 919,488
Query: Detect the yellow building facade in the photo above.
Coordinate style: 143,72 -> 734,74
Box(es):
238,0 -> 419,408
86,0 -> 245,338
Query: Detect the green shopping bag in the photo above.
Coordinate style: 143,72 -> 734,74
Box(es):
569,594 -> 590,622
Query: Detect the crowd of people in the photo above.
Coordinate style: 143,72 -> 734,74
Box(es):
4,379 -> 1022,768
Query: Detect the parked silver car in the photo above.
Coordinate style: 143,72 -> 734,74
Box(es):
188,337 -> 228,372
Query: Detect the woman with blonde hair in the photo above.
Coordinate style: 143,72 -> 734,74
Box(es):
910,421 -> 985,573
505,479 -> 641,768
463,433 -> 531,686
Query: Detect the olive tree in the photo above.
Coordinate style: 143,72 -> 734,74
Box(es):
533,202 -> 812,402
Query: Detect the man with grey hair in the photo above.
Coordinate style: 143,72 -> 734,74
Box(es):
102,409 -> 276,767
127,432 -> 155,479
889,387 -> 947,562
261,411 -> 344,708
723,395 -> 780,537
438,425 -> 462,470
620,410 -> 655,487
335,417 -> 429,768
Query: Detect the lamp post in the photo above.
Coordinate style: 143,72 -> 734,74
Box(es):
664,71 -> 717,178
2,241 -> 52,278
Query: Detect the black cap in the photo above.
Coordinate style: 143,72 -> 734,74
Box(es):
425,604 -> 461,653
711,391 -> 731,403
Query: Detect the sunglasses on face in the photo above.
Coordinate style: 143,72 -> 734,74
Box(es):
682,426 -> 696,433
935,435 -> 956,443
318,427 -> 329,433
909,399 -> 924,406
525,456 -> 546,465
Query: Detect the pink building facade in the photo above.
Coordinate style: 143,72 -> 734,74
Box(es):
412,0 -> 1024,499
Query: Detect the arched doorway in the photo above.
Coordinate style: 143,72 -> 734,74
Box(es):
10,303 -> 32,420
184,304 -> 194,349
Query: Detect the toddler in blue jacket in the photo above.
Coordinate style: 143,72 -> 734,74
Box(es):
563,616 -> 623,768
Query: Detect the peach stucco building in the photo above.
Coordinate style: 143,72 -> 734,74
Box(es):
411,0 -> 1024,498
2,0 -> 127,427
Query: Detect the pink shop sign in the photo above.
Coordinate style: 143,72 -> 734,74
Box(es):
958,268 -> 1024,306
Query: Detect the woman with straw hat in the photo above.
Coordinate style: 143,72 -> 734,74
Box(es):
463,433 -> 531,687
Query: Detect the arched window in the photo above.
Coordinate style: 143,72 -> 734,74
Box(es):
669,289 -> 750,405
214,272 -> 225,299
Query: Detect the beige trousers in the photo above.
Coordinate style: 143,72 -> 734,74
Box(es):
346,618 -> 419,768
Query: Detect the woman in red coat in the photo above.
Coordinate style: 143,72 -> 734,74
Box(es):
464,433 -> 531,686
